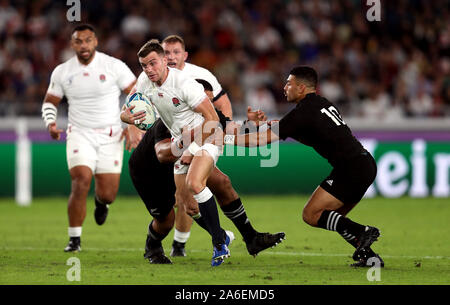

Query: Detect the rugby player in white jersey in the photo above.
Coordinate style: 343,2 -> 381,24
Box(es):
162,35 -> 233,118
134,39 -> 231,266
41,24 -> 137,252
161,35 -> 235,256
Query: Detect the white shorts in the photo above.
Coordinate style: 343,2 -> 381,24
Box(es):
66,124 -> 124,174
173,143 -> 221,175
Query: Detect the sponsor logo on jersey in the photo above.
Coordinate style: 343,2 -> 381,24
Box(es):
99,74 -> 106,82
326,179 -> 333,186
83,72 -> 89,77
73,149 -> 78,154
114,160 -> 119,166
158,92 -> 163,97
172,97 -> 180,107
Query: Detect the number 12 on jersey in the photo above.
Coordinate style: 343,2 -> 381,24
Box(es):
320,106 -> 346,126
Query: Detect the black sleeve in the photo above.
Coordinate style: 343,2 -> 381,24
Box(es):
276,108 -> 306,140
153,119 -> 171,143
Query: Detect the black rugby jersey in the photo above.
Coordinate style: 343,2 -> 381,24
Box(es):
278,93 -> 365,167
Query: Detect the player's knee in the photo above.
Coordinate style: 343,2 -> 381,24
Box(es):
96,191 -> 116,205
186,178 -> 205,195
218,173 -> 232,189
302,207 -> 319,227
71,176 -> 91,195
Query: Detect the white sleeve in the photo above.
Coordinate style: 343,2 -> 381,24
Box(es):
181,77 -> 208,109
114,59 -> 136,91
46,66 -> 64,98
202,69 -> 223,99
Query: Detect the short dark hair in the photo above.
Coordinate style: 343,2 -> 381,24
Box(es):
71,24 -> 96,35
137,39 -> 165,58
289,66 -> 318,89
195,79 -> 213,92
162,35 -> 186,50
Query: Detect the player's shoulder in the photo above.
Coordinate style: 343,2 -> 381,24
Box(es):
95,51 -> 128,66
184,62 -> 210,74
304,93 -> 332,109
184,62 -> 216,78
51,56 -> 77,76
169,67 -> 195,85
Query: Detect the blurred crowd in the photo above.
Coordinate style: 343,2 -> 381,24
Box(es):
0,0 -> 449,120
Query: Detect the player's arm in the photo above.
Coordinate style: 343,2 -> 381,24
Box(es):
224,106 -> 267,135
193,97 -> 220,144
122,80 -> 137,95
42,93 -> 64,140
154,138 -> 179,163
213,93 -> 233,120
225,122 -> 281,147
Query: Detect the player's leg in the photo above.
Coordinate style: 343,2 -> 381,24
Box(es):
93,131 -> 124,225
144,210 -> 175,264
185,147 -> 232,266
303,186 -> 382,267
174,173 -> 211,235
171,201 -> 193,257
93,173 -> 120,225
207,167 -> 285,256
303,185 -> 379,243
303,154 -> 381,267
186,151 -> 225,245
337,154 -> 382,267
129,146 -> 175,264
65,165 -> 93,252
64,128 -> 97,252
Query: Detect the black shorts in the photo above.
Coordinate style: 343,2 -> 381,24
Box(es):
320,151 -> 377,205
128,130 -> 175,220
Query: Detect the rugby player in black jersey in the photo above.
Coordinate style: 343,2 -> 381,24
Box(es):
121,79 -> 285,264
226,66 -> 383,267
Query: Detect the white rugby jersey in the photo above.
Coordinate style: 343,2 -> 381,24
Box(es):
135,67 -> 207,139
46,51 -> 136,129
182,62 -> 222,99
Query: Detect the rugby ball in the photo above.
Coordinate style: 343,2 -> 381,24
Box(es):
126,92 -> 156,130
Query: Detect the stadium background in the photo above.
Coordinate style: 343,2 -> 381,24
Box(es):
0,0 -> 449,202
0,0 -> 449,288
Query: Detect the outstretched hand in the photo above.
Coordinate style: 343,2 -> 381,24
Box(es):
247,106 -> 267,126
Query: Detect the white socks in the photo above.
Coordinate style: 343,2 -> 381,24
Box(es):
192,187 -> 213,203
174,229 -> 191,243
68,226 -> 82,238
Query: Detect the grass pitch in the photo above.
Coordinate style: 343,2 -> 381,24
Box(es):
0,195 -> 449,285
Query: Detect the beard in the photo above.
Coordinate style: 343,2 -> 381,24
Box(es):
76,49 -> 94,64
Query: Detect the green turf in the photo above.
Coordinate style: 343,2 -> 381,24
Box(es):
0,196 -> 449,285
